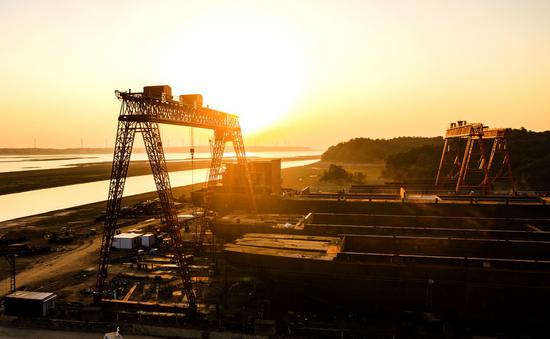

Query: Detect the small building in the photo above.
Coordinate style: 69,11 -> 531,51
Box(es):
140,233 -> 156,247
223,159 -> 282,195
113,233 -> 142,249
4,291 -> 56,317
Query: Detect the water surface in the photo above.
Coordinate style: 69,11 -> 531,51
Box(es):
0,151 -> 321,173
0,159 -> 318,223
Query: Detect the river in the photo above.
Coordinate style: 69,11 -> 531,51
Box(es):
0,158 -> 319,222
0,150 -> 321,173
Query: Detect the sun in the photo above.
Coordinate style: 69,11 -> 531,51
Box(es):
168,17 -> 306,135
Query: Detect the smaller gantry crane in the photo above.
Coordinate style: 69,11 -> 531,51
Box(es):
435,121 -> 515,193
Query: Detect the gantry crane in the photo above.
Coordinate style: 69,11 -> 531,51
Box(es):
435,121 -> 516,193
95,86 -> 256,315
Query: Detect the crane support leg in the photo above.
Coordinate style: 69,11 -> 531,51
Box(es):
199,128 -> 256,246
141,121 -> 197,314
6,254 -> 16,293
232,128 -> 257,212
478,138 -> 490,189
199,130 -> 227,245
95,120 -> 137,302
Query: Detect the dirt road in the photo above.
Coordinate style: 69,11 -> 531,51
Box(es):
0,326 -> 151,339
0,219 -> 160,296
0,237 -> 100,296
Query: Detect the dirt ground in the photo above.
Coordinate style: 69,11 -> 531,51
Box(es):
0,186 -> 194,297
0,326 -> 152,339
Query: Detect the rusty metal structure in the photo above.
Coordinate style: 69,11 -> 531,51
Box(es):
95,85 -> 256,315
435,121 -> 515,193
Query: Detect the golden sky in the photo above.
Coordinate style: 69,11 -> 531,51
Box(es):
1,0 -> 549,149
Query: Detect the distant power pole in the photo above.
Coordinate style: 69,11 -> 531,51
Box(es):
33,138 -> 37,149
81,137 -> 84,148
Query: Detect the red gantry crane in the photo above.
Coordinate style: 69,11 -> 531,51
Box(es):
95,85 -> 256,315
435,121 -> 516,193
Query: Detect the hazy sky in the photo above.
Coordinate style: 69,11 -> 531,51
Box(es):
1,0 -> 549,149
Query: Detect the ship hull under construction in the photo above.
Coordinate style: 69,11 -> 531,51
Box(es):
212,212 -> 550,242
195,190 -> 550,218
224,234 -> 550,323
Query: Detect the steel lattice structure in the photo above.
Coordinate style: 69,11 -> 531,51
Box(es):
95,89 -> 256,315
435,121 -> 516,193
198,128 -> 257,245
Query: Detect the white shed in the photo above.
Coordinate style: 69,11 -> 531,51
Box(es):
140,233 -> 156,247
113,233 -> 142,249
4,291 -> 57,317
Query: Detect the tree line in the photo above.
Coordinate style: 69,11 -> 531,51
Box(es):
321,129 -> 550,190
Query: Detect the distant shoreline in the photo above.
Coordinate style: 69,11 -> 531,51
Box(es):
0,146 -> 317,155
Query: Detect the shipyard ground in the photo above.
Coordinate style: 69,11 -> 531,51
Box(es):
0,162 -> 373,337
2,161 -> 547,337
0,326 -> 152,339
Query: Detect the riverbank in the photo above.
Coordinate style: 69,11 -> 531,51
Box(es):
0,146 -> 315,155
0,155 -> 319,195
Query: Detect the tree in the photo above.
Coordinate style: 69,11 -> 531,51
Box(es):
320,164 -> 365,184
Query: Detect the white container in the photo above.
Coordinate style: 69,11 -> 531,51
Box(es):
140,233 -> 156,247
113,233 -> 142,249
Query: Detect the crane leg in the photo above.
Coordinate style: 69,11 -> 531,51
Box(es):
95,119 -> 137,302
140,121 -> 197,314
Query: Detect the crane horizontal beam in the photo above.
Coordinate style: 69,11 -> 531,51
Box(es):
481,128 -> 506,139
444,123 -> 485,138
444,124 -> 507,139
116,91 -> 240,131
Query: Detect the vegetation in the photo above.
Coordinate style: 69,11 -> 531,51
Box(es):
321,137 -> 443,163
322,129 -> 550,190
506,128 -> 550,190
320,164 -> 366,184
381,128 -> 550,190
382,144 -> 443,181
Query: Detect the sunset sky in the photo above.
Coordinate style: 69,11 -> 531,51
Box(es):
1,0 -> 549,149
